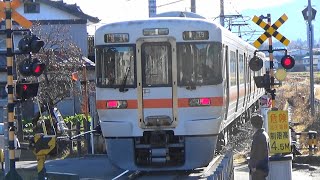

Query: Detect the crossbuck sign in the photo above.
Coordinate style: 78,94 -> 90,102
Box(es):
252,14 -> 290,48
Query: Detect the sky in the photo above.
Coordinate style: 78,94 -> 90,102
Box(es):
63,0 -> 320,44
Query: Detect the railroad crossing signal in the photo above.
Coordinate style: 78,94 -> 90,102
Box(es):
0,0 -> 32,28
15,81 -> 39,100
252,14 -> 290,48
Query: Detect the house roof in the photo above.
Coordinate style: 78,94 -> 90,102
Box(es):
40,0 -> 100,24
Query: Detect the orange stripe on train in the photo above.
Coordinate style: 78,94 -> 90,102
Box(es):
96,97 -> 223,109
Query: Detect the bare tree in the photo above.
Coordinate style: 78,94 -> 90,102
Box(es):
17,23 -> 84,133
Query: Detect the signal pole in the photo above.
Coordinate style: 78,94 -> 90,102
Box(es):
0,0 -> 32,178
307,0 -> 315,115
301,0 -> 317,115
4,0 -> 21,178
266,14 -> 276,108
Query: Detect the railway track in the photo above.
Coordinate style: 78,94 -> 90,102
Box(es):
111,153 -> 231,180
110,118 -> 252,180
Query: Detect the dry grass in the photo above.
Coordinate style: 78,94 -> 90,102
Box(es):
277,75 -> 320,157
234,74 -> 320,164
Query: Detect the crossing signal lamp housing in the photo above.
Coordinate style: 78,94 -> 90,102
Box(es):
249,56 -> 263,71
281,55 -> 295,70
254,74 -> 271,90
19,58 -> 46,77
15,82 -> 39,100
18,34 -> 44,54
31,59 -> 46,77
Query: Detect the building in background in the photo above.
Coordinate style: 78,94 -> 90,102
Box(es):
0,0 -> 99,121
302,55 -> 320,71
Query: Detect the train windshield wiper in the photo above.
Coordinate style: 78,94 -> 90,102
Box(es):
119,67 -> 131,92
186,73 -> 196,90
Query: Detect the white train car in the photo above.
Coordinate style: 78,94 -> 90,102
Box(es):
95,12 -> 265,170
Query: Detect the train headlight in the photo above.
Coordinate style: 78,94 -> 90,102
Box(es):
106,100 -> 128,109
189,98 -> 211,107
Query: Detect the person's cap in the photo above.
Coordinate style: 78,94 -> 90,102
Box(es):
251,114 -> 263,128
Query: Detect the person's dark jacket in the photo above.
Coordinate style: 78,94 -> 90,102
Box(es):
248,128 -> 270,176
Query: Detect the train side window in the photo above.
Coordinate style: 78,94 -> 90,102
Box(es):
230,51 -> 237,86
177,42 -> 222,86
239,53 -> 244,84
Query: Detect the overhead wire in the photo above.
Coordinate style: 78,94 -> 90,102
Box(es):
157,0 -> 186,8
226,0 -> 258,42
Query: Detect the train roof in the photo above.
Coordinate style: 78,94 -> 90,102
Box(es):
155,11 -> 206,19
95,11 -> 259,53
95,17 -> 222,44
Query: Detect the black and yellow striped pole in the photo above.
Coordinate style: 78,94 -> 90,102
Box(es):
0,0 -> 32,179
33,133 -> 56,180
266,14 -> 276,108
4,0 -> 21,178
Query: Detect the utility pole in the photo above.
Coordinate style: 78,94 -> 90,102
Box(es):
191,0 -> 196,13
220,0 -> 224,26
148,0 -> 156,17
302,0 -> 317,115
308,0 -> 315,116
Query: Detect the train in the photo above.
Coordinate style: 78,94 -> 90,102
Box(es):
95,11 -> 266,171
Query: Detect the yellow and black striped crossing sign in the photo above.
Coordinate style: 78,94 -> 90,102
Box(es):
0,0 -> 32,28
252,14 -> 290,48
33,134 -> 56,156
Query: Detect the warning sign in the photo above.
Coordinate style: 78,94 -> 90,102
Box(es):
268,110 -> 291,154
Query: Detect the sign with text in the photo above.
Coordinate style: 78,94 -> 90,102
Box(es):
268,110 -> 291,154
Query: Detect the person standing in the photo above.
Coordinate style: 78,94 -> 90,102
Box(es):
248,114 -> 270,180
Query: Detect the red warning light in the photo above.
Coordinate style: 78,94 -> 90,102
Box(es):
34,65 -> 41,73
15,82 -> 39,100
32,61 -> 45,76
281,55 -> 295,69
23,84 -> 28,91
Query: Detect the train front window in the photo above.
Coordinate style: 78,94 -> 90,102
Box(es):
96,46 -> 135,88
177,42 -> 222,86
142,42 -> 171,87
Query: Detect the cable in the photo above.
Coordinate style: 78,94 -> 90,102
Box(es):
226,0 -> 258,42
157,0 -> 186,8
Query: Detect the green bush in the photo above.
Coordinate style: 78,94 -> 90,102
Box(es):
22,114 -> 91,134
64,114 -> 91,126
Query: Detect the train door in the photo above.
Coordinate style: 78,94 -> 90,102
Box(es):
242,53 -> 247,108
235,50 -> 239,112
136,38 -> 177,128
246,54 -> 251,103
224,45 -> 230,120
